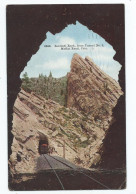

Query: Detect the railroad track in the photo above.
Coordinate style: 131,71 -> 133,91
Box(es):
43,154 -> 110,190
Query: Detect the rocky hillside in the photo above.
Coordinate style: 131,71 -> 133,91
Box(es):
67,54 -> 123,123
9,54 -> 123,175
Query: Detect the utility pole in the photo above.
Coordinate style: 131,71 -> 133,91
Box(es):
63,140 -> 65,159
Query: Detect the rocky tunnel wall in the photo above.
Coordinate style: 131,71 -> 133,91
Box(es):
7,4 -> 125,169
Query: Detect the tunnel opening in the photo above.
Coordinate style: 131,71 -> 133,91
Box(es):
38,137 -> 49,155
7,4 -> 125,176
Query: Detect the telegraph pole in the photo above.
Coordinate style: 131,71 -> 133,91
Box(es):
63,140 -> 65,159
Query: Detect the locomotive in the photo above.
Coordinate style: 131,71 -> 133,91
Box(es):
38,138 -> 49,154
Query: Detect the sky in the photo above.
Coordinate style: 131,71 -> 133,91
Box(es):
20,21 -> 121,81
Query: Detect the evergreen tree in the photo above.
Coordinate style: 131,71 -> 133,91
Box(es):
21,72 -> 31,92
49,71 -> 52,78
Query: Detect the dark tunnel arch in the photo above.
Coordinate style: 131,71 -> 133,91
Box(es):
38,136 -> 49,155
7,4 -> 125,170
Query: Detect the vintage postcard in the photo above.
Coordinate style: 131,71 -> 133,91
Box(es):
6,4 -> 126,191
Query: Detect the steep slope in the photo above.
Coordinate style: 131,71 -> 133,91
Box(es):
10,89 -> 106,174
67,54 -> 123,131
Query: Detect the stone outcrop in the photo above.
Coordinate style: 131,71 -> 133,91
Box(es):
9,54 -> 123,175
67,54 -> 123,131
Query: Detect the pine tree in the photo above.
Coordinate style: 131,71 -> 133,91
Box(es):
49,71 -> 52,78
21,72 -> 31,92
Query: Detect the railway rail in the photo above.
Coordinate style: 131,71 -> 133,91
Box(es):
43,154 -> 110,190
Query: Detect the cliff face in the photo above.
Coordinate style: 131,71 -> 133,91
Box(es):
9,54 -> 123,175
67,54 -> 122,112
67,54 -> 123,131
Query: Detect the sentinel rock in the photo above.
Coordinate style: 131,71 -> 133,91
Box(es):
67,54 -> 123,131
9,54 -> 123,176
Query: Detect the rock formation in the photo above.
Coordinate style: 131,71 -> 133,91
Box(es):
67,54 -> 122,120
9,54 -> 123,175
